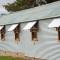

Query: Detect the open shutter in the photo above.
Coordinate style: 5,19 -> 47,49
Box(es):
0,26 -> 6,41
7,24 -> 18,31
23,21 -> 37,30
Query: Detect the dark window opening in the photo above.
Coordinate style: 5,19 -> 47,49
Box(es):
56,27 -> 60,40
58,31 -> 60,40
30,21 -> 39,41
0,26 -> 6,41
14,24 -> 20,41
31,31 -> 38,41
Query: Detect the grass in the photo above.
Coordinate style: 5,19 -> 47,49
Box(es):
0,56 -> 26,60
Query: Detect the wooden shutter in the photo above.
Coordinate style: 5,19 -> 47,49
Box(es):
1,26 -> 6,41
30,21 -> 39,41
14,24 -> 20,41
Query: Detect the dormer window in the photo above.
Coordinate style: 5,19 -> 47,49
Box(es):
7,24 -> 20,43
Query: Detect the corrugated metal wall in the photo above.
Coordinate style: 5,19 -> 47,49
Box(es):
0,19 -> 60,60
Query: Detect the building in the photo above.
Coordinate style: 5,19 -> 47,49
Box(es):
0,1 -> 60,60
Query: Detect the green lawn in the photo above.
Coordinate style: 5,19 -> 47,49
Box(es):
0,56 -> 26,60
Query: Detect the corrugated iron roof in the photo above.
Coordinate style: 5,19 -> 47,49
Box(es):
0,1 -> 60,25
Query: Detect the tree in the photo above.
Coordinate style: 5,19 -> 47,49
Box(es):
4,0 -> 35,12
4,0 -> 59,12
46,0 -> 59,3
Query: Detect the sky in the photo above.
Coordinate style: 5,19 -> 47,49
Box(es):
0,0 -> 15,14
0,5 -> 9,14
0,0 -> 16,5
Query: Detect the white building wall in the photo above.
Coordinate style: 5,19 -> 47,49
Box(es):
0,19 -> 60,60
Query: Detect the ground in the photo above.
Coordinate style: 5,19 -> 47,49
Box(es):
0,56 -> 26,60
